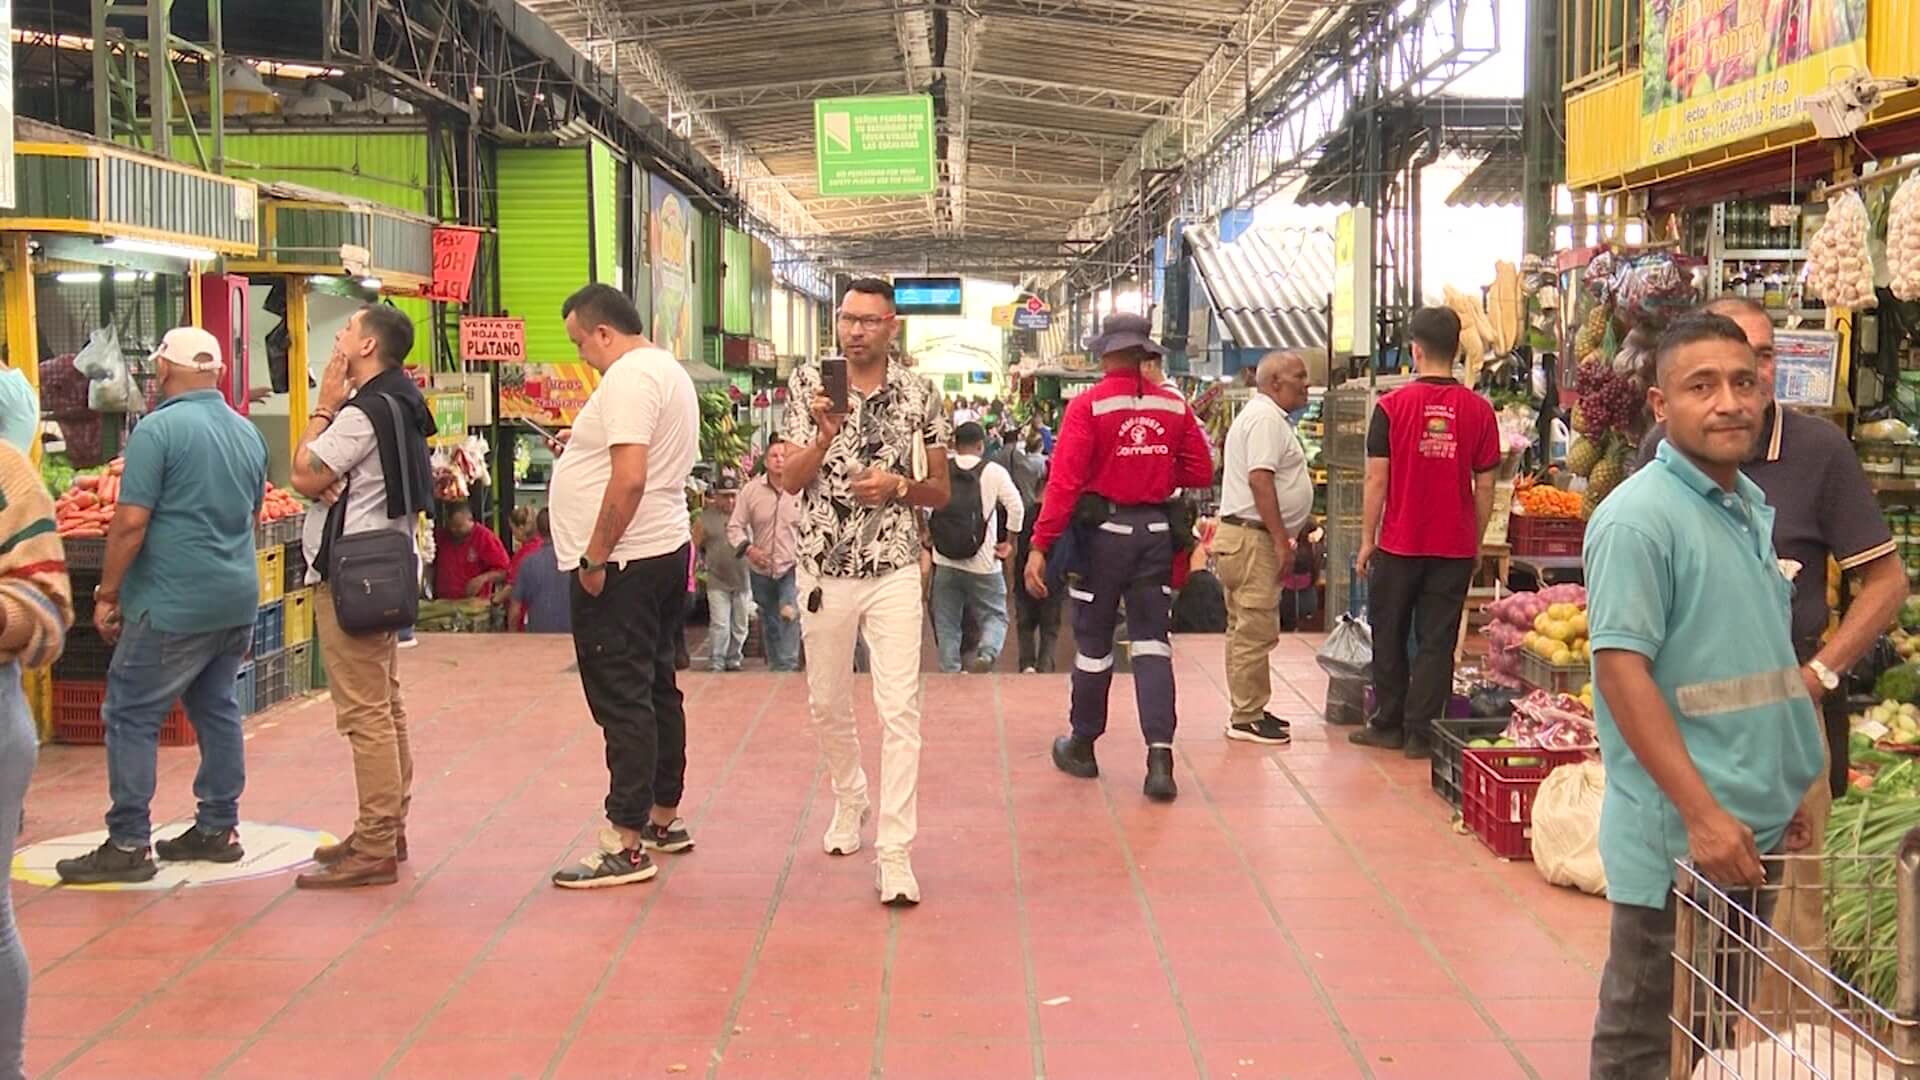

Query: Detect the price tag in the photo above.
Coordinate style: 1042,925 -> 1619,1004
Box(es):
1769,204 -> 1797,228
1856,718 -> 1891,741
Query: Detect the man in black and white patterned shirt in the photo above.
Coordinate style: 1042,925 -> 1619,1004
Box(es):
781,278 -> 952,906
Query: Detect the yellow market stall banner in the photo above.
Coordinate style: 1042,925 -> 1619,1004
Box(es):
1640,0 -> 1868,165
499,363 -> 599,426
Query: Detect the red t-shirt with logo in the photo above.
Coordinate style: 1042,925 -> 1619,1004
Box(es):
1366,377 -> 1501,560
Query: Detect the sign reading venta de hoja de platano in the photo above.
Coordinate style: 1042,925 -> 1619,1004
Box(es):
813,94 -> 937,197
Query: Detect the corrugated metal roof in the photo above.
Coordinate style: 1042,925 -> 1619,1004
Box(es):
1445,139 -> 1526,208
1186,222 -> 1334,353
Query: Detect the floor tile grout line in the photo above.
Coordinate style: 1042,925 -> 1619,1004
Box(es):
869,907 -> 899,1079
380,672 -> 734,1080
534,673 -> 783,1080
1092,760 -> 1210,1079
187,683 -> 596,1079
989,677 -> 1047,1080
1185,656 -> 1544,1080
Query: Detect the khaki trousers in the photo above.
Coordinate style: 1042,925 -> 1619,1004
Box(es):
314,585 -> 413,858
1214,522 -> 1282,726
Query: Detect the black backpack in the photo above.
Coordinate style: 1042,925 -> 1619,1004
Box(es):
929,459 -> 989,560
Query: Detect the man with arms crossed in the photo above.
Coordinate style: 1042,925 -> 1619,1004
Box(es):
1585,313 -> 1822,1076
549,284 -> 700,889
1215,350 -> 1315,745
782,278 -> 951,906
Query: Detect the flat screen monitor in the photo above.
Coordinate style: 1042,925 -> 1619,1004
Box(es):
892,276 -> 964,316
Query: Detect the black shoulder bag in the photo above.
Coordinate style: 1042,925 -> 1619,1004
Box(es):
323,393 -> 421,636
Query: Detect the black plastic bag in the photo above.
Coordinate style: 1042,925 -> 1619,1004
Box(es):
1315,614 -> 1373,680
1469,685 -> 1523,719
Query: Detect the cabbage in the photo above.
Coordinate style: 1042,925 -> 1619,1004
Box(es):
1873,661 -> 1920,704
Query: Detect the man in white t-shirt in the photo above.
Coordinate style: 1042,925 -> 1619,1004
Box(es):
546,284 -> 700,891
1215,351 -> 1314,746
927,421 -> 1024,673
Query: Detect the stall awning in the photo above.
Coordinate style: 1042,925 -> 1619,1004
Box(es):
228,182 -> 435,288
1186,222 -> 1334,353
1445,138 -> 1526,208
1,119 -> 258,256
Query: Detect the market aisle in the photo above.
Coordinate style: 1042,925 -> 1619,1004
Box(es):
11,634 -> 1608,1080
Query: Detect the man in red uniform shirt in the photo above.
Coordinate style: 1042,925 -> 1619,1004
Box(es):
1025,315 -> 1214,800
434,506 -> 511,600
1353,307 -> 1501,758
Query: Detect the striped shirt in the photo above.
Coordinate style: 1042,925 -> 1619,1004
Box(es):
0,442 -> 73,669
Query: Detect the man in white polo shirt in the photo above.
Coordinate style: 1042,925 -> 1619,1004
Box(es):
547,284 -> 700,890
1214,350 -> 1314,745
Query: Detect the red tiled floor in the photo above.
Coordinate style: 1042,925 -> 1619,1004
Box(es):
11,633 -> 1609,1078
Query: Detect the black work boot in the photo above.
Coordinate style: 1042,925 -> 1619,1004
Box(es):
1051,734 -> 1099,779
1144,747 -> 1178,802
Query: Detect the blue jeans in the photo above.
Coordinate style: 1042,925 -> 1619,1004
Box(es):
750,569 -> 801,671
0,663 -> 34,1080
930,565 -> 1009,673
104,617 -> 252,847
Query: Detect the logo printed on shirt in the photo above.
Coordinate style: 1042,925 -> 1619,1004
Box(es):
1418,405 -> 1459,460
1116,416 -> 1170,457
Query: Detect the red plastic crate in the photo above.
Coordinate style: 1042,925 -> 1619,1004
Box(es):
51,680 -> 196,747
1509,513 -> 1585,558
1461,746 -> 1588,859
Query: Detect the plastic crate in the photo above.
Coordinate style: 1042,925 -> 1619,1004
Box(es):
289,642 -> 312,695
234,661 -> 256,717
254,649 -> 291,712
282,540 -> 306,593
1509,514 -> 1585,558
256,544 -> 285,606
1430,718 -> 1511,809
251,600 -> 284,657
1518,649 -> 1589,695
309,640 -> 328,691
269,518 -> 302,547
62,537 -> 106,571
52,627 -> 115,680
1462,746 -> 1590,859
51,680 -> 195,747
283,588 -> 313,647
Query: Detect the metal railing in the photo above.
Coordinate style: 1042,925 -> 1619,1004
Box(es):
1671,831 -> 1920,1079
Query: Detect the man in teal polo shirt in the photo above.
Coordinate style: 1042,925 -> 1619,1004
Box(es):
57,327 -> 269,885
1585,313 -> 1824,1077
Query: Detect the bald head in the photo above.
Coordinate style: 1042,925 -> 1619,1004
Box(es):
1256,350 -> 1311,411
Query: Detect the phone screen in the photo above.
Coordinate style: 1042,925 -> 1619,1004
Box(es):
820,356 -> 850,416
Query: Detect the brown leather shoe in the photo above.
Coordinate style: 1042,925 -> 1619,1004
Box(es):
295,853 -> 399,889
313,832 -> 407,866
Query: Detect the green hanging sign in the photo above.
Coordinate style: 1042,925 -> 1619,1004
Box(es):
428,390 -> 467,448
813,95 -> 937,197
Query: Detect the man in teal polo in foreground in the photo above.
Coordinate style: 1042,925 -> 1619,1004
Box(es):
1584,312 -> 1822,1077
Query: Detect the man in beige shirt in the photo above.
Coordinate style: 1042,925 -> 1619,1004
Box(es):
728,442 -> 805,671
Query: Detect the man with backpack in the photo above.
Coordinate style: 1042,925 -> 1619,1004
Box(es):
928,422 -> 1024,673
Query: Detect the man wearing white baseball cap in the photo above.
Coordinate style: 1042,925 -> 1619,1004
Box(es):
57,326 -> 270,884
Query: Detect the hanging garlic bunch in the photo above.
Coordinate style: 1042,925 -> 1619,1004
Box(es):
1889,175 -> 1920,302
1806,191 -> 1877,310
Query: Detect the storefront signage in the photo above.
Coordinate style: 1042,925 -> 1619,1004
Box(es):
427,390 -> 467,447
1639,0 -> 1869,165
992,304 -> 1016,329
1013,296 -> 1052,331
1331,207 -> 1373,357
421,226 -> 484,304
499,362 -> 599,426
813,95 -> 937,197
651,175 -> 696,362
458,317 -> 527,363
1773,328 -> 1841,408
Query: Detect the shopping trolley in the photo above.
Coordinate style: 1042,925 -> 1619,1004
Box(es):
1670,829 -> 1920,1078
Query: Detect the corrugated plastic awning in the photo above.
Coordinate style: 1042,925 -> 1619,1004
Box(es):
1445,139 -> 1526,208
1186,222 -> 1333,352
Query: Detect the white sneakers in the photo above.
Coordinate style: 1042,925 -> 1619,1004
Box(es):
875,848 -> 920,906
823,799 -> 870,856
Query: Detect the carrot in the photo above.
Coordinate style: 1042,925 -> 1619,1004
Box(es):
65,527 -> 105,538
73,475 -> 100,491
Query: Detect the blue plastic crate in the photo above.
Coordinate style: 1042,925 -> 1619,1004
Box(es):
251,600 -> 284,657
234,661 -> 256,716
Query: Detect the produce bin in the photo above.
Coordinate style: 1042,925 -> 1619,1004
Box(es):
289,642 -> 312,695
234,661 -> 256,717
283,588 -> 314,647
282,540 -> 306,593
256,544 -> 285,606
1462,746 -> 1590,859
66,569 -> 101,627
1509,514 -> 1584,558
251,600 -> 284,657
1518,650 -> 1589,696
62,537 -> 105,571
1430,718 -> 1511,809
254,649 -> 291,712
52,627 -> 115,681
51,680 -> 195,747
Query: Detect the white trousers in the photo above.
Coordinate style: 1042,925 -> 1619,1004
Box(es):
798,564 -> 925,854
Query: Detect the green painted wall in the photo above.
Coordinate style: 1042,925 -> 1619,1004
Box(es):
496,148 -> 591,365
589,140 -> 619,290
723,227 -> 753,336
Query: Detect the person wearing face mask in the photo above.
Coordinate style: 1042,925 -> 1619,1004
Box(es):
57,327 -> 269,885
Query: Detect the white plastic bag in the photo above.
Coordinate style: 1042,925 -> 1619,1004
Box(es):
74,326 -> 144,415
1691,1023 -> 1894,1079
1530,761 -> 1607,894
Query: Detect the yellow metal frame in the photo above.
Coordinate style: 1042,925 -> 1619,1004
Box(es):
287,278 -> 310,466
7,141 -> 258,257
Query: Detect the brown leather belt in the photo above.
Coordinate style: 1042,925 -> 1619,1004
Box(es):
1222,515 -> 1268,532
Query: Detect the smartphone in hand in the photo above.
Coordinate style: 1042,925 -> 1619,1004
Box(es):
820,356 -> 850,416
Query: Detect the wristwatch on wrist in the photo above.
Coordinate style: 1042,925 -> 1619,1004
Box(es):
578,556 -> 606,574
1808,659 -> 1841,692
893,475 -> 910,501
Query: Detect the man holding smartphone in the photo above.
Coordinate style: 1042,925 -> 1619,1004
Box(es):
780,278 -> 952,906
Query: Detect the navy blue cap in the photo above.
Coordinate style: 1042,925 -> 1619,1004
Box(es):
1089,314 -> 1164,360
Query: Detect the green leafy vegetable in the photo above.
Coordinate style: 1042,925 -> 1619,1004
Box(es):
1873,662 -> 1920,703
1824,786 -> 1920,1011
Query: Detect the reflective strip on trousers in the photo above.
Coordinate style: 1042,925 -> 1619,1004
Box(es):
1068,587 -> 1095,603
1076,652 -> 1115,673
1131,640 -> 1172,659
1098,521 -> 1134,535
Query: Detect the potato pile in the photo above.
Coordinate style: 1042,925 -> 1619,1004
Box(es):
1889,176 -> 1920,302
1807,191 -> 1877,310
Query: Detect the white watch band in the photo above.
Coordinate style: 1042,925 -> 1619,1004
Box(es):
1808,659 -> 1839,690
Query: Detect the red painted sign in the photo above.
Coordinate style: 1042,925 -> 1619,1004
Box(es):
420,226 -> 483,304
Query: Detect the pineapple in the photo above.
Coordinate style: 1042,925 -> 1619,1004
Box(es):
1568,437 -> 1601,478
1574,305 -> 1609,359
1581,486 -> 1601,520
1589,453 -> 1626,499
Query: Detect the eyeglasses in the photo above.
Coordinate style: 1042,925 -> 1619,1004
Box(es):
837,312 -> 894,331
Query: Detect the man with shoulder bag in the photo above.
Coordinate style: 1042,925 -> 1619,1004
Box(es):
289,305 -> 436,889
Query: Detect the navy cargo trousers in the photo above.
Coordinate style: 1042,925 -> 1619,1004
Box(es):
1066,506 -> 1177,746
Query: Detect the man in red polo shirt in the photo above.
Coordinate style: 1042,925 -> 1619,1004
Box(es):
434,506 -> 511,600
1353,307 -> 1500,759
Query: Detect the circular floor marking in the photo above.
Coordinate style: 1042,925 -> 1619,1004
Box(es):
11,822 -> 337,890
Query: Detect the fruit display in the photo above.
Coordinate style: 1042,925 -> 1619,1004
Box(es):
1855,699 -> 1920,748
1515,481 -> 1581,519
699,389 -> 753,474
1524,603 -> 1592,668
1482,585 -> 1589,681
1806,190 -> 1876,310
1501,688 -> 1598,751
1889,174 -> 1920,302
1569,358 -> 1639,518
259,482 -> 304,524
53,457 -> 124,538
